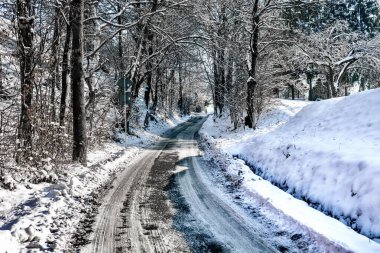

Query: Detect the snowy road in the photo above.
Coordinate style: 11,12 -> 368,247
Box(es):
80,118 -> 205,253
175,146 -> 279,252
173,122 -> 321,253
80,116 -> 320,253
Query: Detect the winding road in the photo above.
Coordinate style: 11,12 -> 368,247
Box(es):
80,116 -> 316,253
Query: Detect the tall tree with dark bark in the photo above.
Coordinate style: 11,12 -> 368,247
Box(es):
246,0 -> 260,129
70,0 -> 87,165
0,55 -> 3,98
16,0 -> 35,161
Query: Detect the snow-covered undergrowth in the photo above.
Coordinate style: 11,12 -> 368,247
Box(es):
0,114 -> 187,253
199,91 -> 380,253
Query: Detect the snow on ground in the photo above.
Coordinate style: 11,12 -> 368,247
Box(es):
0,114 -> 188,253
199,90 -> 380,253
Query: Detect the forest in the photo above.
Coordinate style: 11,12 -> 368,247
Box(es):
1,1 -> 380,252
1,0 -> 380,174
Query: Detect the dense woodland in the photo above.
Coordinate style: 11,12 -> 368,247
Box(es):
0,0 -> 380,179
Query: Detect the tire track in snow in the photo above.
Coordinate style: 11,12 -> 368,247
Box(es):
81,118 -> 203,253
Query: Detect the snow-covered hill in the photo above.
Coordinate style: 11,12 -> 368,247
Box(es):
199,90 -> 380,252
235,89 -> 380,239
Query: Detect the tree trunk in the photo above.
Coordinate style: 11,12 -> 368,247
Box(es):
218,53 -> 226,114
117,3 -> 124,76
143,0 -> 158,126
143,60 -> 153,109
59,19 -> 71,126
143,34 -> 154,109
335,60 -> 356,96
143,71 -> 153,127
307,73 -> 313,101
151,66 -> 160,114
327,65 -> 336,98
213,47 -> 224,116
50,6 -> 61,122
0,55 -> 3,98
16,0 -> 34,162
290,84 -> 295,100
225,53 -> 234,98
144,65 -> 153,128
178,62 -> 184,114
168,69 -> 175,116
84,1 -> 100,135
246,0 -> 259,129
212,49 -> 219,116
70,0 -> 87,165
218,5 -> 228,115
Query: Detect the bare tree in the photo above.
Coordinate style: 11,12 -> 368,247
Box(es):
70,0 -> 87,165
16,0 -> 35,161
289,21 -> 380,98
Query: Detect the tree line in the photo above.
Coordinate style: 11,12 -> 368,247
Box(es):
0,0 -> 379,178
200,0 -> 380,129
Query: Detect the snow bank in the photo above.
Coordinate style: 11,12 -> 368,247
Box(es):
234,89 -> 380,239
0,114 -> 189,252
0,231 -> 20,253
221,156 -> 380,253
199,92 -> 380,252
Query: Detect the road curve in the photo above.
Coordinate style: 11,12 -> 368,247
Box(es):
174,124 -> 280,253
80,116 -> 295,253
81,118 -> 207,253
176,158 -> 279,252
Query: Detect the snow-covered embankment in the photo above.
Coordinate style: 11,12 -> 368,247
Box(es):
199,89 -> 380,253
